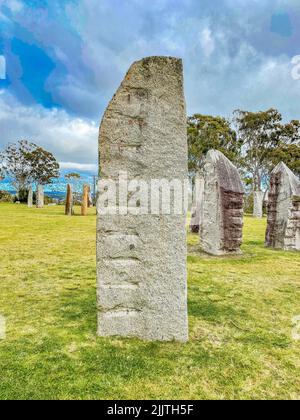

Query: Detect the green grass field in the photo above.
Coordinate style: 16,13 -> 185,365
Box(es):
0,203 -> 300,400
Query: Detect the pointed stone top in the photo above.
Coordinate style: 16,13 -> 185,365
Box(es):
124,56 -> 183,79
206,149 -> 244,194
132,56 -> 182,65
272,162 -> 300,197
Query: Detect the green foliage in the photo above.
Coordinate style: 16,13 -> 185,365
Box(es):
14,189 -> 30,203
0,140 -> 60,190
13,189 -> 41,204
234,109 -> 300,190
269,143 -> 300,176
188,114 -> 241,173
0,140 -> 34,192
0,191 -> 13,203
28,146 -> 60,186
65,172 -> 81,180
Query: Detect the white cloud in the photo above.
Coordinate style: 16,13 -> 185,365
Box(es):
0,91 -> 99,166
3,0 -> 24,13
59,162 -> 98,172
199,28 -> 215,58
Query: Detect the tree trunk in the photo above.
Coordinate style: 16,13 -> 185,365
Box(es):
81,185 -> 89,216
65,184 -> 73,216
27,186 -> 33,208
36,185 -> 44,208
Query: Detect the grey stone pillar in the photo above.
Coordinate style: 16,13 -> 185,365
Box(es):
65,184 -> 73,216
253,190 -> 264,218
27,186 -> 33,208
36,185 -> 44,208
81,185 -> 88,216
97,56 -> 188,342
266,162 -> 300,251
201,150 -> 244,255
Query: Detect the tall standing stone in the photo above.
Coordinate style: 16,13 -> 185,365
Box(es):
36,185 -> 44,208
201,150 -> 244,255
65,184 -> 73,216
87,186 -> 93,208
266,162 -> 300,251
253,190 -> 264,218
81,185 -> 89,216
97,56 -> 188,342
27,186 -> 33,208
190,174 -> 204,233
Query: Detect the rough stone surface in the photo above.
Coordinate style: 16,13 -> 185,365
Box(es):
81,185 -> 89,216
201,150 -> 244,255
27,186 -> 33,208
65,184 -> 73,216
253,190 -> 264,218
36,185 -> 44,208
190,174 -> 204,233
266,162 -> 300,251
88,186 -> 93,208
97,56 -> 188,342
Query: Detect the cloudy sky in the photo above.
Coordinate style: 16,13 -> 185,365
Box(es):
0,0 -> 300,174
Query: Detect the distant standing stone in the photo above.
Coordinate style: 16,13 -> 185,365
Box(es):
201,150 -> 245,255
36,185 -> 44,208
97,56 -> 189,342
253,190 -> 264,218
81,185 -> 89,216
28,186 -> 33,208
65,184 -> 73,216
266,162 -> 300,251
88,186 -> 93,208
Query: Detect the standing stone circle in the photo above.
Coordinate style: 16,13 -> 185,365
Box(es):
97,56 -> 188,342
65,184 -> 73,216
201,150 -> 244,255
266,162 -> 300,251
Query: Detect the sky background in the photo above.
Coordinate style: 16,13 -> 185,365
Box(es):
0,0 -> 300,184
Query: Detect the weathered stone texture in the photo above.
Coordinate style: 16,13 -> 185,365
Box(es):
201,150 -> 244,255
81,185 -> 89,216
190,174 -> 204,233
27,186 -> 33,208
97,56 -> 188,342
65,184 -> 73,216
36,185 -> 44,208
253,190 -> 264,218
266,162 -> 300,251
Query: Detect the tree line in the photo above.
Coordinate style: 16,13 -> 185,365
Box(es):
188,108 -> 300,215
1,107 -> 299,214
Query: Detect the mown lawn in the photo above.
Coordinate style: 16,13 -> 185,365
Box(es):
0,203 -> 299,400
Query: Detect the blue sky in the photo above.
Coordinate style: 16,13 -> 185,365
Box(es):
0,0 -> 300,174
